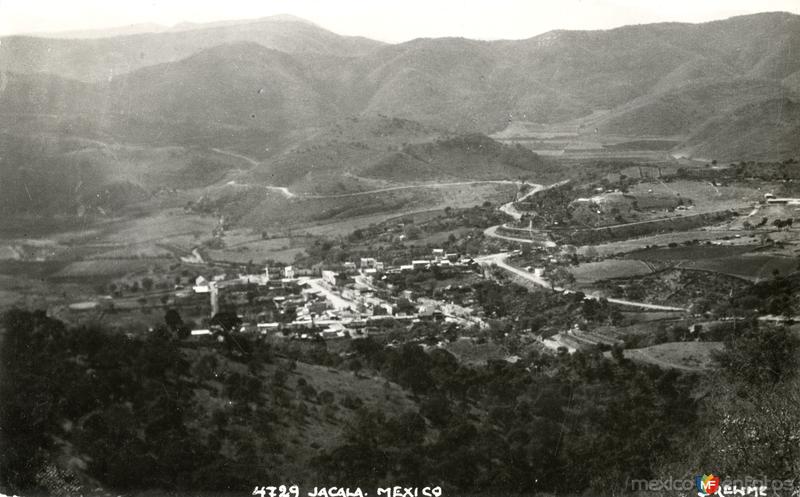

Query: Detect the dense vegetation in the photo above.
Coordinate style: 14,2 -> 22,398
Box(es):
0,310 -> 278,494
3,305 -> 798,496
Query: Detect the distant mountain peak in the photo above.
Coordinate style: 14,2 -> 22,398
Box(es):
167,13 -> 321,33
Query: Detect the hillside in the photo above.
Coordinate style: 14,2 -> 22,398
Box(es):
362,134 -> 553,183
680,98 -> 800,160
1,12 -> 798,160
0,309 -> 712,497
106,42 -> 338,133
592,79 -> 797,137
247,116 -> 443,192
188,127 -> 553,228
0,15 -> 384,82
1,12 -> 799,226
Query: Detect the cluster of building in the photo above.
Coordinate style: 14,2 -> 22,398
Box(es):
188,248 -> 481,340
392,249 -> 476,272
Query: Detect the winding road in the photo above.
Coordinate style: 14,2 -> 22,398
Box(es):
498,179 -> 570,220
213,145 -> 523,201
483,225 -> 557,247
481,179 -> 688,312
476,252 -> 688,312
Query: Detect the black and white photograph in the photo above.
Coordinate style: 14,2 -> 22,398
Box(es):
1,1 -> 800,496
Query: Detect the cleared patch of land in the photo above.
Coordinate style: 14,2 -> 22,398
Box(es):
614,341 -> 723,371
442,338 -> 509,366
678,254 -> 799,281
53,258 -> 173,278
626,244 -> 758,261
580,230 -> 759,257
569,259 -> 654,284
596,268 -> 751,308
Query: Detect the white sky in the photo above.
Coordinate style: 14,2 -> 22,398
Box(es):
1,0 -> 799,41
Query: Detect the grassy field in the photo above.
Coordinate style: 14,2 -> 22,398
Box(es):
678,254 -> 799,281
626,179 -> 765,213
626,244 -> 758,261
85,244 -> 174,260
99,210 -> 217,245
208,246 -> 305,264
53,258 -> 173,278
569,259 -> 654,284
613,341 -> 723,371
620,243 -> 797,281
581,230 -> 758,257
442,338 -> 510,366
0,273 -> 92,309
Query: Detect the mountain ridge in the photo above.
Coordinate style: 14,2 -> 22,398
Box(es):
0,10 -> 798,207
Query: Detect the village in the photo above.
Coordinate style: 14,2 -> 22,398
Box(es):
167,248 -> 484,341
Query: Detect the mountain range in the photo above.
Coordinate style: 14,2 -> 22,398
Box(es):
2,12 -> 798,154
0,12 -> 798,218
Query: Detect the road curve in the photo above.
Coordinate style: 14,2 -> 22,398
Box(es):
477,253 -> 688,312
497,179 -> 570,221
483,225 -> 557,247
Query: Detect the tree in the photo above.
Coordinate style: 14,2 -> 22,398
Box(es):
548,267 -> 575,291
714,324 -> 799,386
420,395 -> 453,427
164,309 -> 183,331
404,225 -> 422,240
348,358 -> 363,376
210,312 -> 242,333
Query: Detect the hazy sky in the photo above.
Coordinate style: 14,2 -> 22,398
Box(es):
1,0 -> 799,41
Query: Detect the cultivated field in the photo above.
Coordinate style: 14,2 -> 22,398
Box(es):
53,258 -> 173,278
626,244 -> 758,261
678,254 -> 799,281
625,179 -> 767,213
579,229 -> 760,257
569,259 -> 654,284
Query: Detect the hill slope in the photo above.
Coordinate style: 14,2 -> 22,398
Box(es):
0,15 -> 384,82
1,11 -> 799,224
1,13 -> 798,157
680,98 -> 800,160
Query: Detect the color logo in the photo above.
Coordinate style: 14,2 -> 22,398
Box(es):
696,474 -> 721,496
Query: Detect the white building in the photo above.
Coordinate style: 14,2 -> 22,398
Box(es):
193,276 -> 210,293
322,270 -> 338,286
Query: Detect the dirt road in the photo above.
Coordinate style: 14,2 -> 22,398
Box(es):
477,252 -> 687,312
